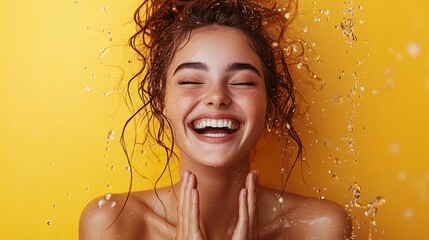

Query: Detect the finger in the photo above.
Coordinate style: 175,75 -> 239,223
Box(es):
232,189 -> 248,239
190,189 -> 204,239
183,172 -> 195,237
246,172 -> 258,239
177,171 -> 189,240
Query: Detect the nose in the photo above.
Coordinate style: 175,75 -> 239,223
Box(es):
203,84 -> 231,108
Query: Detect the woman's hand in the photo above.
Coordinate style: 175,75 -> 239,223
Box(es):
176,171 -> 258,240
231,171 -> 258,240
176,171 -> 205,240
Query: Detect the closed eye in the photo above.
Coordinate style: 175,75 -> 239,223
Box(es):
177,80 -> 204,85
230,82 -> 256,86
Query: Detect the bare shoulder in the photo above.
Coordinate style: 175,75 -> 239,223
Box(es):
285,195 -> 353,240
258,187 -> 352,240
79,192 -> 145,240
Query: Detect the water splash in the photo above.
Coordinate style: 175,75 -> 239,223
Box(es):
345,183 -> 386,240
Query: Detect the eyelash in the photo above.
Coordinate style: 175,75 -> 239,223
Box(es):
177,80 -> 203,85
177,81 -> 256,86
230,82 -> 256,86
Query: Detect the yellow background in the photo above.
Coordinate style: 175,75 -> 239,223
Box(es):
1,0 -> 428,239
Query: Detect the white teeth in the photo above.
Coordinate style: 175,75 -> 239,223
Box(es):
202,133 -> 228,137
192,118 -> 239,130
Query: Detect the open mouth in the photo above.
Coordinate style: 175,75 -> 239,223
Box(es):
191,118 -> 240,137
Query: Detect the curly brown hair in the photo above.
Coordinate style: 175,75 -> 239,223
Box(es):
123,0 -> 303,195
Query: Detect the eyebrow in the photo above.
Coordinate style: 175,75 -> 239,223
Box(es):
173,61 -> 261,77
226,63 -> 261,77
173,62 -> 208,75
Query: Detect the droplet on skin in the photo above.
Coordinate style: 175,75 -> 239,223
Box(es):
407,42 -> 420,57
98,199 -> 107,208
110,201 -> 117,208
85,86 -> 92,92
271,42 -> 279,47
278,197 -> 284,203
125,166 -> 131,171
46,220 -> 52,225
284,12 -> 291,19
111,166 -> 115,170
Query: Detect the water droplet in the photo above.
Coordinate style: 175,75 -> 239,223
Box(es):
271,42 -> 279,47
278,197 -> 284,203
98,199 -> 106,208
314,17 -> 321,22
403,208 -> 414,219
398,171 -> 407,182
390,142 -> 401,155
302,26 -> 308,32
53,204 -> 57,208
50,162 -> 54,166
85,86 -> 92,92
284,12 -> 291,19
334,157 -> 341,164
332,174 -> 340,183
373,196 -> 386,207
128,59 -> 133,63
66,193 -> 71,197
111,166 -> 116,170
107,130 -> 115,140
110,201 -> 117,208
46,220 -> 52,225
84,66 -> 88,71
104,193 -> 112,201
125,166 -> 131,171
407,42 -> 420,57
323,10 -> 330,15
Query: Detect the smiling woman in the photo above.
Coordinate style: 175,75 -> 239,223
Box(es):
79,0 -> 352,239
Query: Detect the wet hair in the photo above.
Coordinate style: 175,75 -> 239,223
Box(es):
123,0 -> 303,196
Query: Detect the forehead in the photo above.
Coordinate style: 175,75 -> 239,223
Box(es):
168,26 -> 263,75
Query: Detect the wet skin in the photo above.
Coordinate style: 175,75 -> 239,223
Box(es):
79,26 -> 352,240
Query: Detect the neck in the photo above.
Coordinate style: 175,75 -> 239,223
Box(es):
178,155 -> 250,239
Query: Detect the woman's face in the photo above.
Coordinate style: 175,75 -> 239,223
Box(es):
164,26 -> 267,168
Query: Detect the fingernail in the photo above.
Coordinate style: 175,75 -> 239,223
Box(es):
251,170 -> 259,182
180,170 -> 189,178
